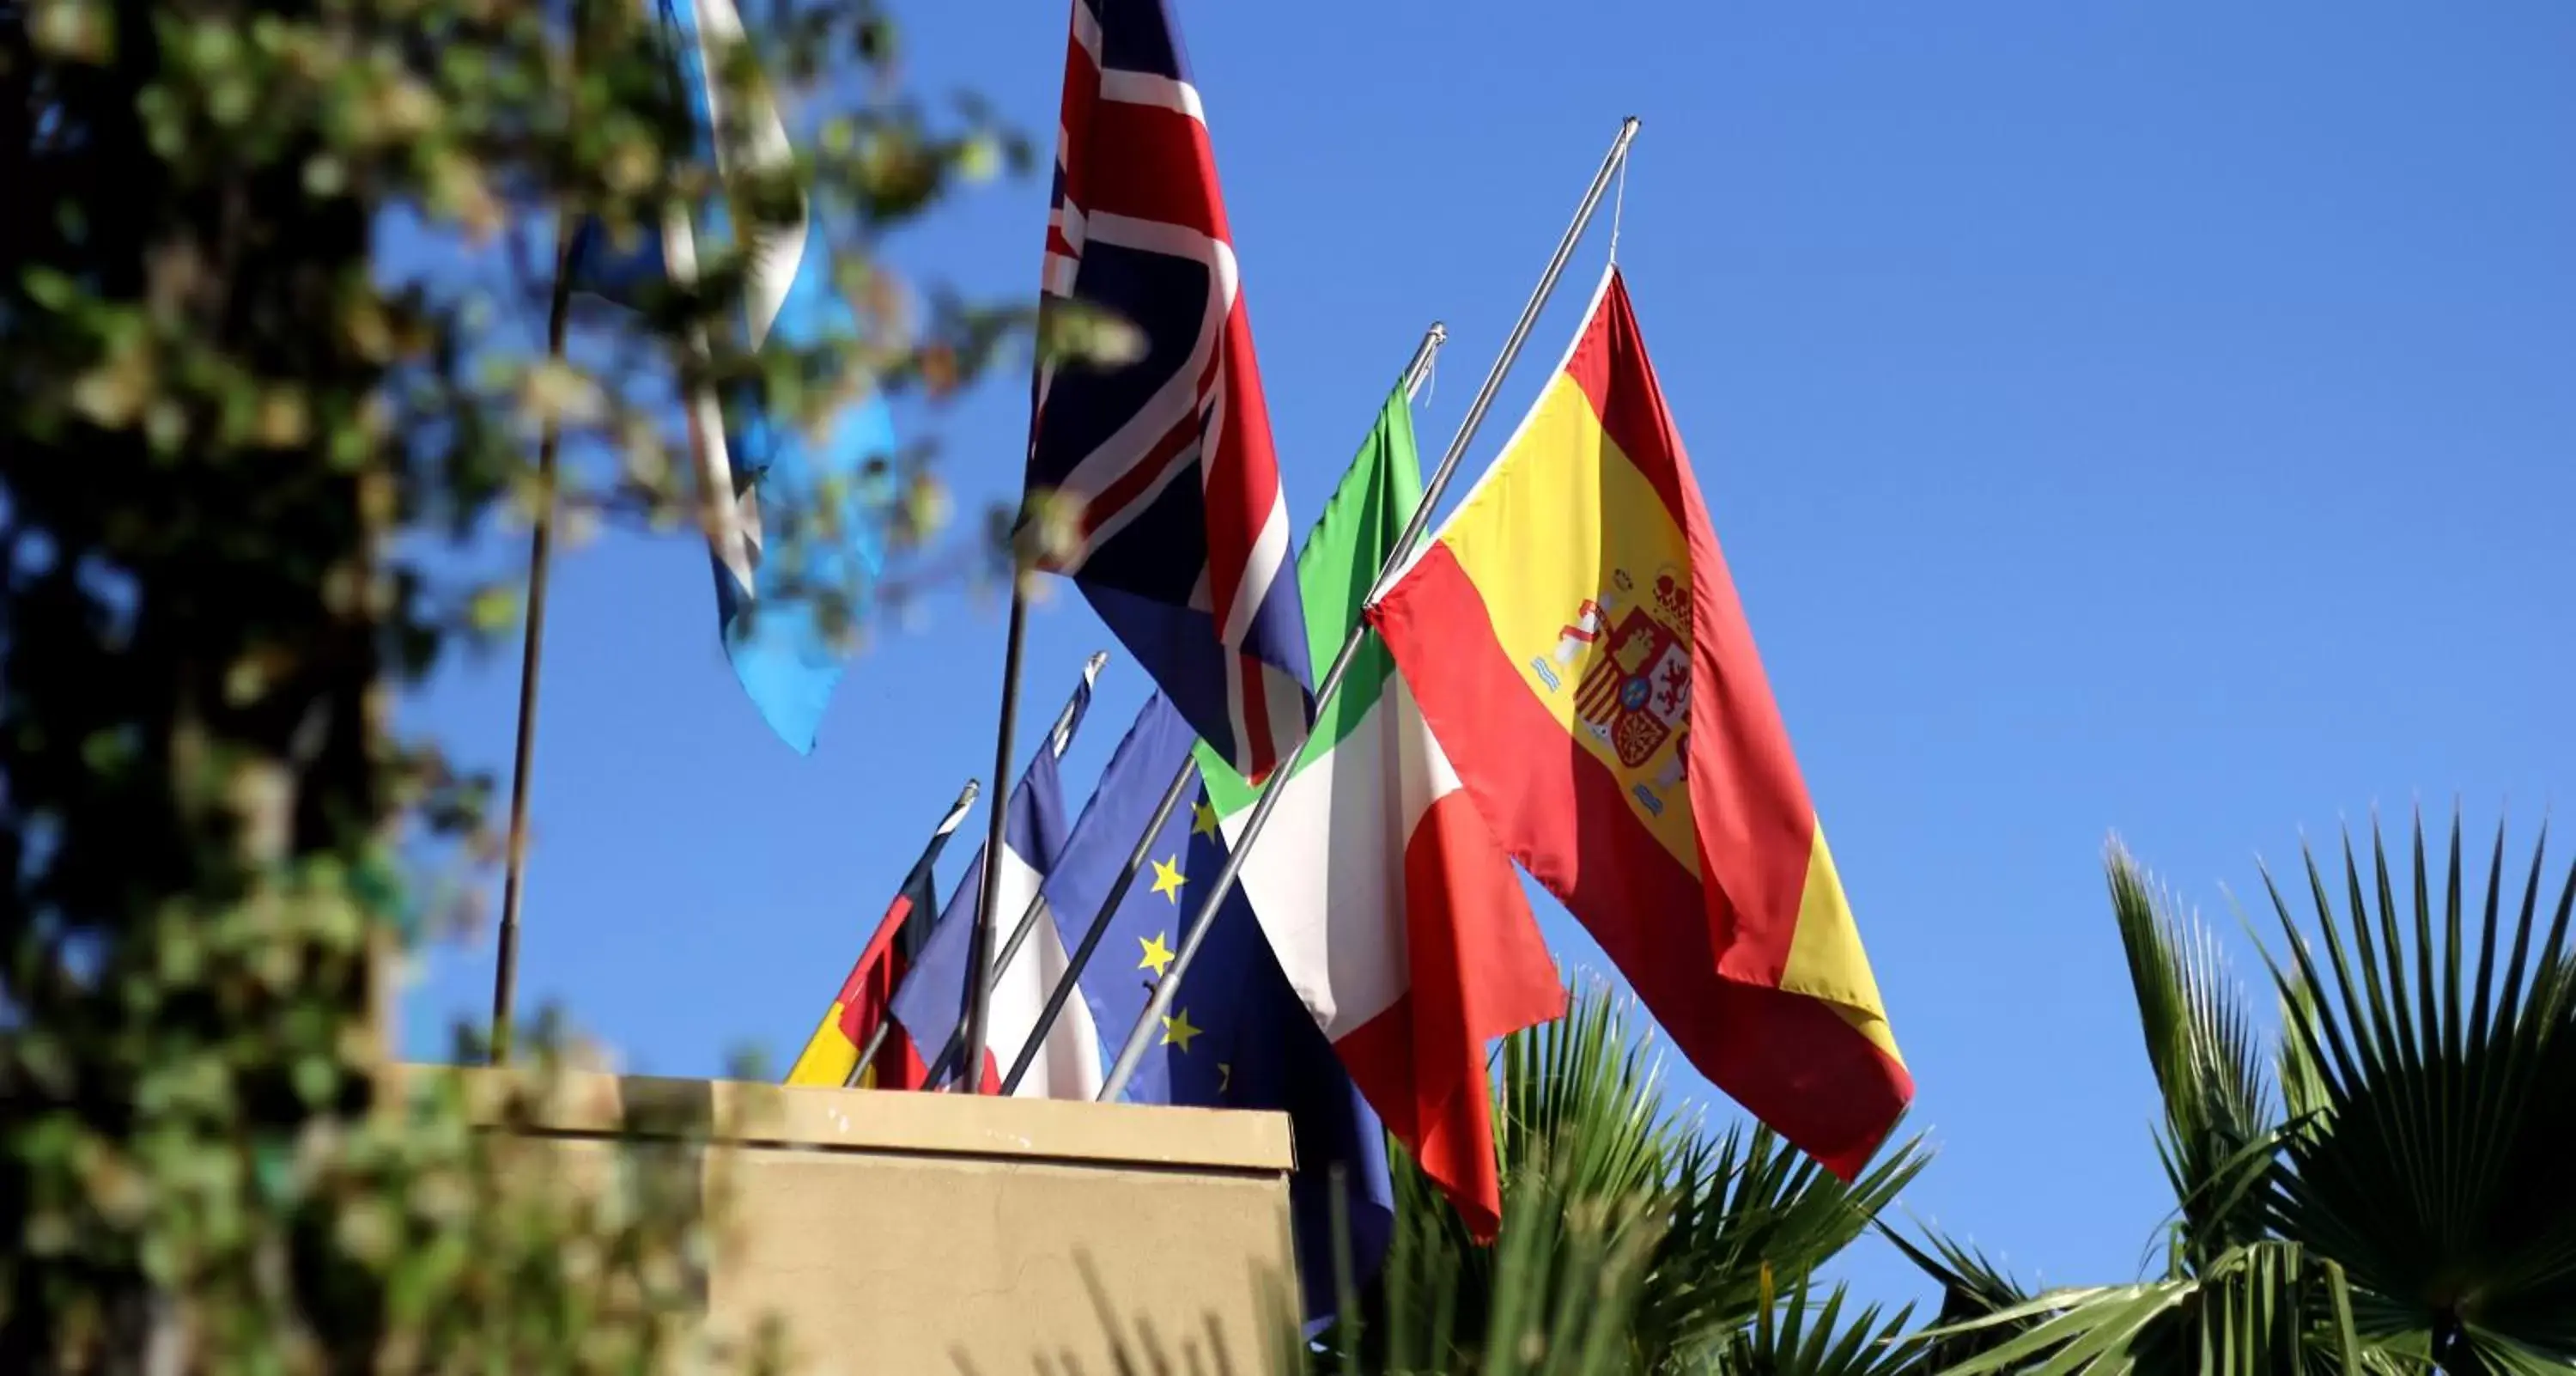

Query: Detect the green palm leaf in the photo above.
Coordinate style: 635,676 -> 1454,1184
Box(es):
1910,1242 -> 2364,1376
1636,1118 -> 1920,1371
1880,1225 -> 2036,1373
1340,983 -> 1926,1376
2253,812 -> 2576,1368
2107,841 -> 2281,1267
1716,1278 -> 1918,1376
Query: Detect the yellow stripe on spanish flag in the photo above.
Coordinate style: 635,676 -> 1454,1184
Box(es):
1370,265 -> 1909,1178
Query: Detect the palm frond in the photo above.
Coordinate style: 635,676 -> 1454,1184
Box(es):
1346,983 -> 1922,1375
1910,1241 -> 2363,1376
1714,1278 -> 1918,1376
1356,1132 -> 1671,1376
1496,980 -> 1695,1204
1880,1224 -> 2035,1373
1350,985 -> 1688,1368
2252,809 -> 2576,1368
2106,841 -> 2280,1266
1637,1121 -> 1926,1371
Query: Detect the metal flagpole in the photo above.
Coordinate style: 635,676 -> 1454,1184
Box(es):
1097,116 -> 1643,1101
989,762 -> 1192,1093
949,466 -> 1119,1096
957,586 -> 1029,1091
489,225 -> 582,1066
993,320 -> 1454,1097
837,776 -> 982,1088
896,651 -> 1105,1090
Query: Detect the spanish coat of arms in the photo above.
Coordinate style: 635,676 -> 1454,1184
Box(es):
1531,567 -> 1693,811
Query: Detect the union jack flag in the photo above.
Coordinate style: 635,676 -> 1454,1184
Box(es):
1024,0 -> 1313,782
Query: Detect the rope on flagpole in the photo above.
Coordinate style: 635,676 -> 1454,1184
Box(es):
1608,139 -> 1629,265
1096,117 -> 1643,1103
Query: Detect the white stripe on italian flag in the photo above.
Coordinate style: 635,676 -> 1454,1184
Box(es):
1200,384 -> 1564,1239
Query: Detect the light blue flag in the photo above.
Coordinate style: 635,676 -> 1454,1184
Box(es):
568,0 -> 890,753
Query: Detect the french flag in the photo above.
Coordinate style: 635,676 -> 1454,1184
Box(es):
884,673 -> 1103,1096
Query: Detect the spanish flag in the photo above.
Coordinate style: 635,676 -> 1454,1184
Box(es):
1367,266 -> 1910,1177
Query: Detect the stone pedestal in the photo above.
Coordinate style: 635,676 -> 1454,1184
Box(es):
422,1066 -> 1301,1375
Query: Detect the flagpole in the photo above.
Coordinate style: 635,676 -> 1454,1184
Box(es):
837,776 -> 982,1088
1098,117 -> 1643,1102
993,320 -> 1453,1098
912,648 -> 1103,1090
989,759 -> 1193,1093
489,224 -> 581,1066
955,576 -> 1030,1090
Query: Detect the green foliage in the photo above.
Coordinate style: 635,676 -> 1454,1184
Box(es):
1713,1279 -> 1917,1376
2109,846 -> 2283,1271
2261,817 -> 2576,1369
2,0 -> 1028,1367
1321,985 -> 1929,1376
1901,812 -> 2576,1375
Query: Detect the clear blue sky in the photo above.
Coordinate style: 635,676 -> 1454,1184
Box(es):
398,0 -> 2576,1314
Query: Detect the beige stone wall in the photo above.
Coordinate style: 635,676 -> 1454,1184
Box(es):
422,1067 -> 1303,1376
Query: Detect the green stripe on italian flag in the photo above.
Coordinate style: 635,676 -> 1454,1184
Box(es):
1196,384 -> 1565,1239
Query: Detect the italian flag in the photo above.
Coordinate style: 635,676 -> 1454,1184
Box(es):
1197,385 -> 1564,1239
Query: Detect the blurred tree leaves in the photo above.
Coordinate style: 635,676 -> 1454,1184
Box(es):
2,0 -> 1033,1366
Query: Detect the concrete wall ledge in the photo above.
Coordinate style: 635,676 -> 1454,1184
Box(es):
398,1064 -> 1299,1375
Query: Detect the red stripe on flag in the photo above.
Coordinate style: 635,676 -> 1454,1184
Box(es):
1071,406 -> 1200,549
830,892 -> 914,1040
1051,16 -> 1100,210
1231,649 -> 1281,784
1073,100 -> 1227,241
872,1026 -> 931,1091
1336,790 -> 1564,1240
1196,303 -> 1279,635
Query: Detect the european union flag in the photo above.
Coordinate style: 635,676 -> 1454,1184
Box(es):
1046,695 -> 1394,1324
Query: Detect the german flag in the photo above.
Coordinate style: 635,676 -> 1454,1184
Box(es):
1368,266 -> 1910,1177
784,788 -> 975,1089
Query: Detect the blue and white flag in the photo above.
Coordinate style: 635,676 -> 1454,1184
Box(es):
567,0 -> 891,753
885,666 -> 1103,1097
1042,693 -> 1394,1324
